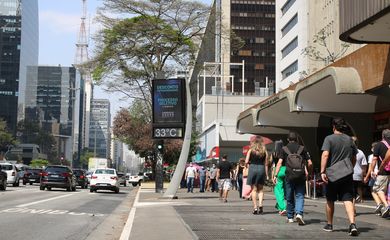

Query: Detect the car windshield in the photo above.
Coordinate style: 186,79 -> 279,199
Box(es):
0,164 -> 13,171
117,173 -> 124,177
73,170 -> 84,176
95,169 -> 115,175
45,166 -> 68,173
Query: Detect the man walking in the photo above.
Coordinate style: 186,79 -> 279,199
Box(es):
198,166 -> 207,192
364,129 -> 390,218
185,162 -> 197,193
320,118 -> 358,236
276,132 -> 312,225
209,164 -> 217,192
216,155 -> 233,203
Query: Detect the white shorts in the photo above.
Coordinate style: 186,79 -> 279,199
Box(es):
218,179 -> 232,191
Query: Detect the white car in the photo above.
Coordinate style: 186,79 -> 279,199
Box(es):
89,168 -> 120,193
128,172 -> 144,186
0,163 -> 20,187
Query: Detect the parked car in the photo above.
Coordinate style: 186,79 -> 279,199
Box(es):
129,172 -> 144,187
0,169 -> 7,191
117,172 -> 126,186
0,162 -> 20,187
89,168 -> 120,193
40,165 -> 76,191
73,169 -> 88,189
86,171 -> 92,184
15,164 -> 30,184
24,168 -> 43,185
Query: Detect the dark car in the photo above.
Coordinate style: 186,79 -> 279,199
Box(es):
0,170 -> 6,191
40,165 -> 76,191
23,168 -> 43,185
72,169 -> 88,189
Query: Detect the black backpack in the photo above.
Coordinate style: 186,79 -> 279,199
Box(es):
283,146 -> 306,182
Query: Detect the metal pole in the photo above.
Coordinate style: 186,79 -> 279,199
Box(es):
155,145 -> 164,193
242,60 -> 245,111
163,72 -> 193,199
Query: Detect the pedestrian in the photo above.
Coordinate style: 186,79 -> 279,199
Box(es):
205,167 -> 211,192
364,129 -> 390,218
367,142 -> 383,214
231,164 -> 237,191
185,162 -> 197,193
246,136 -> 269,214
351,137 -> 367,204
275,132 -> 312,225
198,166 -> 207,193
272,140 -> 286,216
242,163 -> 252,200
209,164 -> 217,192
235,158 -> 245,198
320,118 -> 359,236
216,155 -> 234,203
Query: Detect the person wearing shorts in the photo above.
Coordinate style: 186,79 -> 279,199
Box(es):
216,155 -> 233,203
320,118 -> 358,236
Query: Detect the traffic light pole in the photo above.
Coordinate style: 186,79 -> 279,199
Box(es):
163,75 -> 192,199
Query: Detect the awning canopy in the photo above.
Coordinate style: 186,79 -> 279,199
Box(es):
237,67 -> 378,134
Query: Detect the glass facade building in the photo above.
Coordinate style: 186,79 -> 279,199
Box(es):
89,99 -> 111,159
0,0 -> 38,134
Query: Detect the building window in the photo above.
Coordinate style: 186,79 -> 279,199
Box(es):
281,14 -> 298,37
238,50 -> 252,56
281,37 -> 298,58
282,60 -> 298,80
255,64 -> 265,70
281,0 -> 296,15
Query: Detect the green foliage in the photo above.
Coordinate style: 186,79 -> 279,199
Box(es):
0,120 -> 17,159
30,159 -> 49,168
79,148 -> 95,169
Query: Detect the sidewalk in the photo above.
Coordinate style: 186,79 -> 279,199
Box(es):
128,183 -> 389,239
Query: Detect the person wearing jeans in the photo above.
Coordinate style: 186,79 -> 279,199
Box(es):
185,163 -> 197,193
285,180 -> 306,221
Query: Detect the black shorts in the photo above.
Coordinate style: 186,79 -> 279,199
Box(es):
326,175 -> 354,202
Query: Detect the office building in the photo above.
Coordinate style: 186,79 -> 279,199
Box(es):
0,0 -> 38,134
89,99 -> 111,159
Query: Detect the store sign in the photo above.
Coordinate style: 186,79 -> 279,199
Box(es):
152,79 -> 185,139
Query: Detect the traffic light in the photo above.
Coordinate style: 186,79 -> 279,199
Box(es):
156,140 -> 164,153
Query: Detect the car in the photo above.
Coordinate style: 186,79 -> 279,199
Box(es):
15,164 -> 30,184
73,169 -> 88,189
128,172 -> 144,187
89,168 -> 120,193
24,168 -> 43,185
86,171 -> 92,184
0,169 -> 7,191
40,165 -> 76,191
0,162 -> 20,187
117,172 -> 126,186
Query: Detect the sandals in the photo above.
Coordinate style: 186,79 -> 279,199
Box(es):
252,208 -> 258,215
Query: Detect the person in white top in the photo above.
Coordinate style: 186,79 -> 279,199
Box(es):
352,137 -> 367,204
185,162 -> 197,193
367,142 -> 382,214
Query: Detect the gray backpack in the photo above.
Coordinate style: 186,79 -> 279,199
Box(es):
283,146 -> 306,182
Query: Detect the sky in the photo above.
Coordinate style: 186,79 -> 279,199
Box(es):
38,0 -> 212,119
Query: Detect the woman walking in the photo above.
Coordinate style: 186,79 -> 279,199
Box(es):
235,158 -> 245,198
272,140 -> 287,215
245,136 -> 269,214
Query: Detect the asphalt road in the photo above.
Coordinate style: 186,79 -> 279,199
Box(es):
0,183 -> 134,240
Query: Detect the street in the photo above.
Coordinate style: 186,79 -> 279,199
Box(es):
0,184 -> 134,240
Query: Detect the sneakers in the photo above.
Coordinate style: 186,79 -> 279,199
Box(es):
374,204 -> 384,215
381,206 -> 390,218
296,214 -> 305,226
323,224 -> 333,232
287,218 -> 294,223
349,223 -> 359,236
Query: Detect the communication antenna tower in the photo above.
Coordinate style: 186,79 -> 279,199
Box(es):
75,0 -> 89,68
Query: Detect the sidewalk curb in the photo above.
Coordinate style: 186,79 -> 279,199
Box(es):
119,187 -> 140,240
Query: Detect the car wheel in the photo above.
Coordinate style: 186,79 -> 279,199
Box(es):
0,180 -> 6,191
132,183 -> 137,187
39,185 -> 45,190
72,186 -> 76,191
29,182 -> 33,185
138,181 -> 141,186
115,187 -> 119,194
47,187 -> 52,191
124,182 -> 126,187
66,186 -> 71,191
90,188 -> 94,193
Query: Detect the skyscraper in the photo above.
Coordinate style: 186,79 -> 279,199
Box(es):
89,99 -> 111,159
0,0 -> 38,134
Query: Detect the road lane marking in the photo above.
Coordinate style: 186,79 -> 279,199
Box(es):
119,187 -> 140,240
0,207 -> 104,217
16,193 -> 75,207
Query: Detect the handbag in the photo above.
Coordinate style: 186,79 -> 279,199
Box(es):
326,157 -> 353,182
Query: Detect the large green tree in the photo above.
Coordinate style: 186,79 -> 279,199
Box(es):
0,120 -> 17,160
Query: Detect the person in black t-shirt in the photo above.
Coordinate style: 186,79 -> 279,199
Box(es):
216,155 -> 233,203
